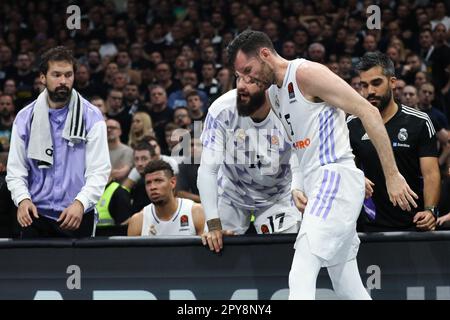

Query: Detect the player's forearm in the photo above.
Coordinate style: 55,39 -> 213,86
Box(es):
197,163 -> 220,221
360,108 -> 399,178
177,190 -> 201,203
422,170 -> 441,208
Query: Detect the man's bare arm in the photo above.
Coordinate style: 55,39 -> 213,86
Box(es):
296,61 -> 418,210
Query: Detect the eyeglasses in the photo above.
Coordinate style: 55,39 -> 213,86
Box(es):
107,126 -> 120,130
235,74 -> 261,85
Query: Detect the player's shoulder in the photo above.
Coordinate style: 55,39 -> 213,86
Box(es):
346,114 -> 362,129
207,89 -> 237,118
400,104 -> 434,126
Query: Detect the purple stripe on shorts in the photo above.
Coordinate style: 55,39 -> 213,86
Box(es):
315,170 -> 336,216
310,169 -> 329,216
321,173 -> 341,220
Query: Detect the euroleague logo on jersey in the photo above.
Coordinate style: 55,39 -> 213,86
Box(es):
260,224 -> 270,234
287,82 -> 295,101
180,215 -> 189,227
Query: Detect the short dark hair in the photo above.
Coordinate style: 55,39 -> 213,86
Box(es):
134,142 -> 156,157
144,159 -> 174,178
356,52 -> 395,77
227,30 -> 275,67
39,46 -> 77,75
185,90 -> 200,100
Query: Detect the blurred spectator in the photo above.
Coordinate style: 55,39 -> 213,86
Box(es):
308,43 -> 326,63
430,1 -> 450,31
402,53 -> 427,85
164,122 -> 182,155
106,88 -> 132,143
415,71 -> 430,89
430,23 -> 450,91
217,67 -> 234,94
90,96 -> 108,120
106,119 -> 134,184
173,106 -> 193,131
74,64 -> 99,100
394,79 -> 406,102
142,85 -> 174,153
10,52 -> 37,107
402,85 -> 420,108
0,94 -> 15,152
0,45 -> 15,87
168,68 -> 209,109
186,90 -> 206,122
123,83 -> 142,114
128,112 -> 154,149
198,61 -> 220,104
418,82 -> 449,149
127,142 -> 156,213
281,40 -> 297,60
116,50 -> 141,85
112,71 -> 129,91
177,135 -> 202,203
338,54 -> 353,83
350,72 -> 362,95
154,62 -> 181,96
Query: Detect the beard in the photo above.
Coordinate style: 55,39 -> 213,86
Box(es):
48,85 -> 72,103
236,89 -> 266,117
367,89 -> 392,112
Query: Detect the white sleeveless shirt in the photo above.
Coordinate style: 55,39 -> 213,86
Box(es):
141,198 -> 196,236
267,58 -> 356,183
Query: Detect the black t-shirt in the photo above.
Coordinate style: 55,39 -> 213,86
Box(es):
109,185 -> 133,225
130,179 -> 151,214
108,107 -> 133,144
347,103 -> 438,231
177,163 -> 200,195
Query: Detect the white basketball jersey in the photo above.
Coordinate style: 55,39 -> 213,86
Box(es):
141,198 -> 196,236
267,58 -> 356,180
201,89 -> 293,209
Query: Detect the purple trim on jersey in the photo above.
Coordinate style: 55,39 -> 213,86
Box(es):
172,198 -> 183,222
319,109 -> 337,165
319,113 -> 326,165
310,169 -> 329,216
151,205 -> 160,224
328,110 -> 338,163
322,173 -> 341,220
315,170 -> 336,216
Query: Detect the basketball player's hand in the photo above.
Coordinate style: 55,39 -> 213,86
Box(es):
386,172 -> 418,211
365,178 -> 375,199
202,230 -> 223,253
58,200 -> 84,230
17,199 -> 39,227
292,189 -> 308,213
414,211 -> 436,231
201,230 -> 236,253
437,213 -> 450,226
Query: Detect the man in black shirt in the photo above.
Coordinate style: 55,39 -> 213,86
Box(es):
347,52 -> 440,231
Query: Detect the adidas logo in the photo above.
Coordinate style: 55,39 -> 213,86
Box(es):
361,133 -> 370,140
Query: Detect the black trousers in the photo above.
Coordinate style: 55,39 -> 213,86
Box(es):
20,210 -> 95,239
